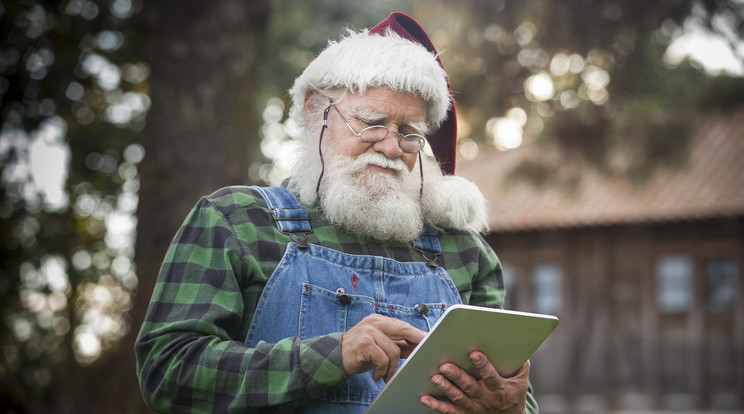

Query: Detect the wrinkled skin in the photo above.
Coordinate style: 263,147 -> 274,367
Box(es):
340,314 -> 427,382
420,354 -> 530,414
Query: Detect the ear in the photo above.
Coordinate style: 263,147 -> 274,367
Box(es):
303,88 -> 318,127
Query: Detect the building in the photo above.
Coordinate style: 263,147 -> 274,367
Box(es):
458,108 -> 744,413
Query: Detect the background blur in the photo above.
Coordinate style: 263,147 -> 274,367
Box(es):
1,0 -> 742,413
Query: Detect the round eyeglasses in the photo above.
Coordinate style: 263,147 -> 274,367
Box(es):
324,101 -> 426,154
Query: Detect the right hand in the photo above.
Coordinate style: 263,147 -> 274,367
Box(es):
340,314 -> 426,382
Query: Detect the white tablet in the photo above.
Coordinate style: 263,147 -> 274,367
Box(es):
365,304 -> 559,414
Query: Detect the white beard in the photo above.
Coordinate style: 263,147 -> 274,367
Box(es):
287,128 -> 489,241
317,152 -> 424,242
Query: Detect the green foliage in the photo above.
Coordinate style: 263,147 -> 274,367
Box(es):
424,0 -> 741,190
696,74 -> 744,109
0,0 -> 145,407
258,0 -> 741,188
251,0 -> 418,182
0,0 -> 741,411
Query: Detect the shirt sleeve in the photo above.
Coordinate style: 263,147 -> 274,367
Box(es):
525,383 -> 539,414
467,233 -> 506,309
134,196 -> 347,413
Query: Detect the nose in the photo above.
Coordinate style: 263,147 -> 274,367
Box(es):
371,131 -> 404,159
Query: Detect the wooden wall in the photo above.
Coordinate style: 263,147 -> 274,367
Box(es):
485,217 -> 744,413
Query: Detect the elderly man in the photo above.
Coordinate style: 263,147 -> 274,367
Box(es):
136,12 -> 537,414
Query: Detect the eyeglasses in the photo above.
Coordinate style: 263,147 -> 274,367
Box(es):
324,101 -> 426,154
315,99 -> 426,199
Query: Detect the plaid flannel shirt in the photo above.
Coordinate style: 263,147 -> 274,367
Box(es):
135,185 -> 538,413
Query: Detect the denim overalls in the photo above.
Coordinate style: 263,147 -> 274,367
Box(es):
245,186 -> 463,413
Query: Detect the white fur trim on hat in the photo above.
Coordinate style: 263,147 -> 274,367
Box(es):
419,154 -> 490,233
289,28 -> 452,132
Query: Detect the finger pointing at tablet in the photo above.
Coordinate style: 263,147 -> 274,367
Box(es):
341,314 -> 427,382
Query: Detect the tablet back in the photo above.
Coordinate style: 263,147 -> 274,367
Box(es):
365,304 -> 559,414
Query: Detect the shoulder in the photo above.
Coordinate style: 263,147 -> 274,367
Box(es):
437,226 -> 499,274
200,186 -> 267,211
438,226 -> 494,256
186,186 -> 276,232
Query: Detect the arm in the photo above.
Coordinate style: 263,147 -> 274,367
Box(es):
134,194 -> 347,413
468,233 -> 507,309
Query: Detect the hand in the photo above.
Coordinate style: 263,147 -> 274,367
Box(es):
340,314 -> 426,382
420,353 -> 530,414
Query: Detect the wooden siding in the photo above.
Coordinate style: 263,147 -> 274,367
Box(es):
486,217 -> 744,413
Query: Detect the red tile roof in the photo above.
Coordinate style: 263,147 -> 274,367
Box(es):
457,108 -> 744,232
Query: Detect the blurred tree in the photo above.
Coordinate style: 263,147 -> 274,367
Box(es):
1,0 -> 742,412
124,1 -> 270,413
1,0 -> 147,411
406,0 -> 744,189
1,0 -> 270,411
248,0 -> 418,183
252,1 -> 743,188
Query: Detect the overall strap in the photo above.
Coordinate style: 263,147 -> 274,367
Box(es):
411,225 -> 442,268
412,225 -> 442,253
251,186 -> 313,248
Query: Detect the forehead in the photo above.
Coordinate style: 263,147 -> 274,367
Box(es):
344,87 -> 427,121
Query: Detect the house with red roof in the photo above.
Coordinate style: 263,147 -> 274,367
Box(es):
458,107 -> 744,413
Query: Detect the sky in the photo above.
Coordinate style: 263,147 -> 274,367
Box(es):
665,25 -> 744,76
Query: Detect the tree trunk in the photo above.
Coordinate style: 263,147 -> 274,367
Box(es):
53,2 -> 269,412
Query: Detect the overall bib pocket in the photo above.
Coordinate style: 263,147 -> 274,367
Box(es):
299,283 -> 449,338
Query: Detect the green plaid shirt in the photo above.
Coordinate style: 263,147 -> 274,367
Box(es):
135,185 -> 538,413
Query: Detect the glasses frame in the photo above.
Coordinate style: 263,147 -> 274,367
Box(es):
325,101 -> 426,154
316,99 -> 426,200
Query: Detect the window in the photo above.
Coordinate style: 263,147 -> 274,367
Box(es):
531,263 -> 562,314
501,263 -> 518,310
705,257 -> 738,311
656,255 -> 693,313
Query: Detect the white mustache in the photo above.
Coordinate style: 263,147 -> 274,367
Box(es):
356,153 -> 407,172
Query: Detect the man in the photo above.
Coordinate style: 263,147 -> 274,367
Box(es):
136,12 -> 537,413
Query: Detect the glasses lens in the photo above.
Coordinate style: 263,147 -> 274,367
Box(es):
359,125 -> 389,143
359,125 -> 424,153
400,136 -> 424,153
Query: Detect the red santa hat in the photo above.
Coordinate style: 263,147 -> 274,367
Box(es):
290,12 -> 458,175
369,12 -> 457,175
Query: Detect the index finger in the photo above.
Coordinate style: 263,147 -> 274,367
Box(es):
377,317 -> 427,345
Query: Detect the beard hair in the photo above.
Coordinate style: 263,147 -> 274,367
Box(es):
287,126 -> 488,241
317,151 -> 424,242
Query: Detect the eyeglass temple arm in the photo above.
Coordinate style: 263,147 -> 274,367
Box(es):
316,104 -> 331,198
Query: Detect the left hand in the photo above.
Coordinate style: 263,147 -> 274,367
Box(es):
419,352 -> 530,414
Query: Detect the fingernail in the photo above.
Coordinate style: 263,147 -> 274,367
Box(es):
441,366 -> 452,376
472,354 -> 482,363
420,396 -> 431,407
